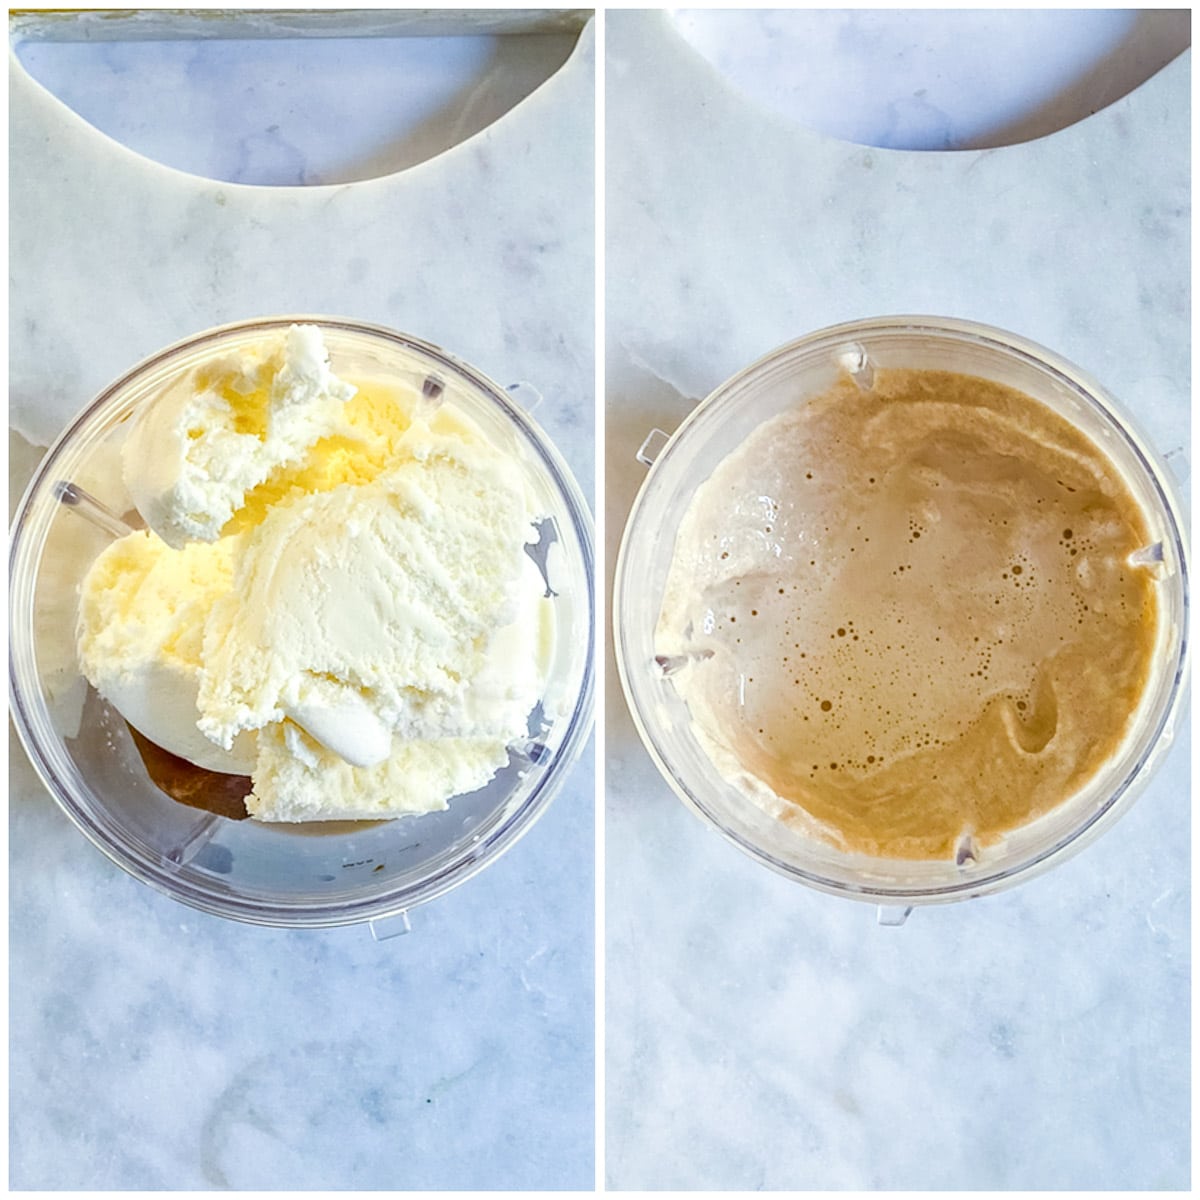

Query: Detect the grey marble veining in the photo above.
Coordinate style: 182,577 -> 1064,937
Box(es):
10,733 -> 595,1190
605,11 -> 1188,1191
9,20 -> 595,1191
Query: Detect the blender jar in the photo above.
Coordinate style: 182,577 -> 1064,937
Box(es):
10,316 -> 594,930
614,316 -> 1187,909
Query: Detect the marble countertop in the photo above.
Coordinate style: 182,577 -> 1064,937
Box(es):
9,16 -> 594,1191
605,10 -> 1189,1192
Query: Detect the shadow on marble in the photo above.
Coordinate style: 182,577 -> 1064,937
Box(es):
331,35 -> 579,184
13,31 -> 579,185
964,9 -> 1192,149
670,8 -> 1190,151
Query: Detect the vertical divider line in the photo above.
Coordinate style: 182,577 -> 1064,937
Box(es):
592,6 -> 607,1193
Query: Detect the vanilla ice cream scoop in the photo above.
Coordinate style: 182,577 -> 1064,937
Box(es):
79,324 -> 555,823
197,422 -> 548,766
122,324 -> 356,548
247,721 -> 511,822
76,529 -> 258,773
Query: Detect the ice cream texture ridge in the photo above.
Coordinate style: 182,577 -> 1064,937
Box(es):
77,324 -> 554,821
656,368 -> 1161,860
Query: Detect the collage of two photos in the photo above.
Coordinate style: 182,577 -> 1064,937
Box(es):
8,7 -> 1191,1192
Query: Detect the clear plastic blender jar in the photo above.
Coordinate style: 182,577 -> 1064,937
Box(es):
10,316 -> 595,931
614,316 -> 1187,913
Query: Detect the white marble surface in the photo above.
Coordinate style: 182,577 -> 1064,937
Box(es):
605,11 -> 1189,1191
9,19 -> 594,1191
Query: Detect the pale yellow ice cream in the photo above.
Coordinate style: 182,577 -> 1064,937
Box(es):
76,530 -> 258,774
250,721 -> 509,822
123,324 -> 357,549
76,325 -> 553,821
199,427 -> 550,767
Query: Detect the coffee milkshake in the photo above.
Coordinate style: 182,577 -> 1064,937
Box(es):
656,368 -> 1159,860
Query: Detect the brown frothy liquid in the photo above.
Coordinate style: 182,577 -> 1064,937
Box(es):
656,368 -> 1159,860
